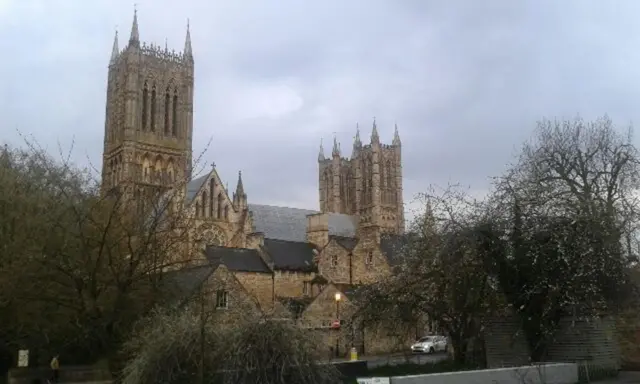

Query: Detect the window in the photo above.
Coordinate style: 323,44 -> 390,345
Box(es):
331,253 -> 338,267
365,251 -> 373,265
141,82 -> 148,130
224,205 -> 229,219
172,91 -> 178,136
303,281 -> 310,295
216,290 -> 228,309
150,85 -> 156,132
164,88 -> 170,134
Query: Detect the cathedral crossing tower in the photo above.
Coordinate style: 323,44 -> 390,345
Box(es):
318,120 -> 404,234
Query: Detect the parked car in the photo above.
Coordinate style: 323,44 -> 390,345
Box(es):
410,335 -> 448,354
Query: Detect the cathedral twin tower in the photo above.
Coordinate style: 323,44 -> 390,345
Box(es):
102,11 -> 405,235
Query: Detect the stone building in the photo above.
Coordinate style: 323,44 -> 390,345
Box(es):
101,12 -> 408,353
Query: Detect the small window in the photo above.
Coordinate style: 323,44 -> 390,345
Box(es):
303,281 -> 310,295
365,251 -> 373,265
215,290 -> 228,309
331,254 -> 338,267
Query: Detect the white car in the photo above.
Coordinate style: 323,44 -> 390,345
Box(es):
410,335 -> 448,354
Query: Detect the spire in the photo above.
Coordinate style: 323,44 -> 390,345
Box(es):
184,19 -> 193,59
235,171 -> 245,197
128,6 -> 140,47
354,123 -> 362,147
110,29 -> 119,65
332,135 -> 340,157
371,117 -> 379,143
393,123 -> 401,146
318,138 -> 325,161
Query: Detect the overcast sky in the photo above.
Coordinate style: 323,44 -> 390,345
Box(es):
2,0 -> 640,222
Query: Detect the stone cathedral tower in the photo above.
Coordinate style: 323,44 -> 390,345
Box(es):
318,120 -> 404,234
101,10 -> 194,200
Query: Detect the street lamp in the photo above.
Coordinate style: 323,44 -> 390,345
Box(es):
335,292 -> 342,357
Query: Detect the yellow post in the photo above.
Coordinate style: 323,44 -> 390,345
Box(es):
349,347 -> 358,361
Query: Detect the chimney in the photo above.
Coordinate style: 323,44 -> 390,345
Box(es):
306,213 -> 329,248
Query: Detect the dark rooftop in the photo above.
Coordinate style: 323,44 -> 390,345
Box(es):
263,238 -> 317,272
205,245 -> 271,273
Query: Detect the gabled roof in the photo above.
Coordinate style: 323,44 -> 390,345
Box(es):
277,296 -> 314,319
262,238 -> 317,272
204,245 -> 271,273
185,174 -> 208,202
332,235 -> 358,251
248,204 -> 356,242
160,265 -> 216,304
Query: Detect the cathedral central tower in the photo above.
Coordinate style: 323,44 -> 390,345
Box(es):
318,120 -> 404,234
101,10 -> 194,200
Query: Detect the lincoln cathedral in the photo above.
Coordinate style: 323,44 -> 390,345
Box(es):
101,11 -> 408,353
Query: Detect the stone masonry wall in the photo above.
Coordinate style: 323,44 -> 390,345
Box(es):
548,317 -> 620,370
233,271 -> 274,312
273,270 -> 314,298
317,241 -> 351,284
484,315 -> 620,370
350,237 -> 391,285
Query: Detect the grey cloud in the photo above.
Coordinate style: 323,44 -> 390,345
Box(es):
3,0 -> 640,222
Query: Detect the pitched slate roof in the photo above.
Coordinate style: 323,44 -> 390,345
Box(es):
204,245 -> 271,273
185,174 -> 208,202
332,235 -> 358,251
160,265 -> 216,304
248,204 -> 357,242
380,233 -> 409,266
262,238 -> 317,272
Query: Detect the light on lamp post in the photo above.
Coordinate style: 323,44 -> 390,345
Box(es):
334,292 -> 342,357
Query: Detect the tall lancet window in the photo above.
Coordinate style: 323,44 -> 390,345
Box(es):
142,82 -> 148,131
202,190 -> 208,218
172,90 -> 178,137
164,87 -> 170,135
150,85 -> 157,132
209,180 -> 215,217
367,157 -> 373,204
361,159 -> 367,205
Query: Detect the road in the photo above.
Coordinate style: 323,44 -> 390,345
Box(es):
331,352 -> 448,368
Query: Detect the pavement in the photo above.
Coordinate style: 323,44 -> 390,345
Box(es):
330,351 -> 449,368
595,371 -> 640,383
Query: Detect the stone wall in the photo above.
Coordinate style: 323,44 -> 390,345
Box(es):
484,315 -> 620,371
274,270 -> 314,298
317,240 -> 351,284
484,315 -> 531,368
234,271 -> 274,312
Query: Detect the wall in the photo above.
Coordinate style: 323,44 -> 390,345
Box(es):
350,237 -> 391,285
484,315 -> 531,368
274,270 -> 314,298
388,363 -> 579,384
234,271 -> 274,312
616,309 -> 640,368
484,315 -> 621,371
317,241 -> 351,283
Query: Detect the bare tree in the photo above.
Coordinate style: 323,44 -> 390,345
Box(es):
0,143 -> 202,363
120,305 -> 340,384
478,116 -> 640,361
352,185 -> 497,365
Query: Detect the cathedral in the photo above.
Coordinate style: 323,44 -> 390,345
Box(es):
101,11 -> 407,349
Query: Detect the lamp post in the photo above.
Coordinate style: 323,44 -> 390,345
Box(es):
335,292 -> 342,357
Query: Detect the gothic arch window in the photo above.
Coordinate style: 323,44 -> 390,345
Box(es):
386,160 -> 393,188
172,89 -> 178,137
339,171 -> 346,212
217,193 -> 223,219
142,155 -> 151,183
154,156 -> 163,183
164,87 -> 170,135
209,180 -> 215,217
224,205 -> 229,219
196,225 -> 226,249
323,169 -> 331,208
166,160 -> 175,183
202,190 -> 208,218
142,82 -> 148,131
367,157 -> 373,204
195,202 -> 201,218
345,171 -> 352,212
361,158 -> 367,205
150,84 -> 157,132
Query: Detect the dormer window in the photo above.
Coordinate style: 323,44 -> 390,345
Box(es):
331,253 -> 338,267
